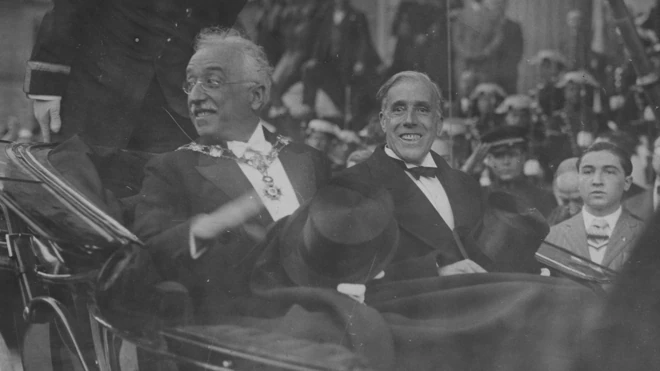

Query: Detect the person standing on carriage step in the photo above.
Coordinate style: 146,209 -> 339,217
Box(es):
25,0 -> 245,153
544,142 -> 644,271
132,28 -> 331,322
335,71 -> 492,281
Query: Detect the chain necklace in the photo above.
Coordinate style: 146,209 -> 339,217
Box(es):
177,136 -> 291,201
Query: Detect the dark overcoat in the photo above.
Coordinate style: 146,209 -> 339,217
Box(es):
336,146 -> 487,280
131,129 -> 330,320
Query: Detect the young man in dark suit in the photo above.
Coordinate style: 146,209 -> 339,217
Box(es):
545,142 -> 644,271
132,29 -> 330,321
26,0 -> 245,152
337,71 -> 487,280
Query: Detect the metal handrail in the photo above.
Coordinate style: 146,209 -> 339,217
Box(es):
89,308 -> 234,371
26,296 -> 93,371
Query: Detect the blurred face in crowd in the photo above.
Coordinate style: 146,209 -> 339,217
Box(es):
554,172 -> 582,216
186,44 -> 262,142
484,0 -> 507,15
504,109 -> 531,127
380,78 -> 441,165
578,150 -> 632,217
487,145 -> 525,181
431,138 -> 452,165
652,136 -> 660,177
539,60 -> 562,83
305,131 -> 332,152
477,94 -> 496,115
328,139 -> 355,165
459,71 -> 479,97
564,82 -> 581,106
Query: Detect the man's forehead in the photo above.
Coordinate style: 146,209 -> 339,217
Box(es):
580,151 -> 622,169
386,79 -> 434,104
187,45 -> 240,74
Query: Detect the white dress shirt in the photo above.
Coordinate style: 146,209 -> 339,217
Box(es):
384,147 -> 455,229
190,122 -> 300,259
582,206 -> 622,265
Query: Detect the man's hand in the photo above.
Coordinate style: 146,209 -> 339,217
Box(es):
460,142 -> 492,174
191,192 -> 264,241
33,99 -> 62,143
353,62 -> 365,75
438,259 -> 487,276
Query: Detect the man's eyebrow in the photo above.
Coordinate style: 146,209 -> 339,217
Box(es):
186,66 -> 225,75
580,165 -> 595,170
603,165 -> 621,172
390,99 -> 432,107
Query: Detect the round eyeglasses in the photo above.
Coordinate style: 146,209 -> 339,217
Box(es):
182,78 -> 255,95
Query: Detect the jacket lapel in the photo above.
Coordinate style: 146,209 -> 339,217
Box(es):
602,210 -> 639,268
367,147 -> 453,252
565,213 -> 590,258
278,145 -> 316,205
432,152 -> 471,229
194,145 -> 274,227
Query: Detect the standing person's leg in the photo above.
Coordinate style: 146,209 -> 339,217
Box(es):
126,80 -> 197,153
58,66 -> 141,149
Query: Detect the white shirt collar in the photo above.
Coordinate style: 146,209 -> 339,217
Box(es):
227,121 -> 272,157
582,206 -> 622,236
384,146 -> 437,168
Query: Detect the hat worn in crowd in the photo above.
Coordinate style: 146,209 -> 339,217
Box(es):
307,119 -> 340,136
555,70 -> 600,88
481,125 -> 528,150
336,130 -> 362,145
529,50 -> 568,68
495,94 -> 535,114
439,117 -> 469,137
469,83 -> 507,100
280,178 -> 399,288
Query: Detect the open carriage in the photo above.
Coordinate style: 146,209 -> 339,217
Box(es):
0,140 -> 372,371
0,139 -> 621,371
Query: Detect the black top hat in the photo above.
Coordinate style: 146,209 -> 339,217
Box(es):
481,125 -> 528,150
280,178 -> 399,288
476,191 -> 550,273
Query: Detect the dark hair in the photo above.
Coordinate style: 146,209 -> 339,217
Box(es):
596,131 -> 638,157
576,142 -> 633,176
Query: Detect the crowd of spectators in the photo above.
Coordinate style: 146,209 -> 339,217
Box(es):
238,0 -> 660,274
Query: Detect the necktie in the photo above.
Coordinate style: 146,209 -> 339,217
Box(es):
405,166 -> 437,180
587,219 -> 610,250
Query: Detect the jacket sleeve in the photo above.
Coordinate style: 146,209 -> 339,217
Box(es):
25,0 -> 101,97
132,154 -> 196,271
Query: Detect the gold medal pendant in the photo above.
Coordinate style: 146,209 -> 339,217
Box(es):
262,175 -> 282,200
263,184 -> 282,200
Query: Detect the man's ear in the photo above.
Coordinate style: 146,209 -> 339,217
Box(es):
435,114 -> 444,135
250,84 -> 267,111
379,112 -> 387,132
623,175 -> 633,192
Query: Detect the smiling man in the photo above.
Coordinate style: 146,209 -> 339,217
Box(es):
544,142 -> 644,271
132,28 -> 330,321
337,71 -> 489,279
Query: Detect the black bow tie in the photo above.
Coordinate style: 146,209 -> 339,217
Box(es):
405,166 -> 437,180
